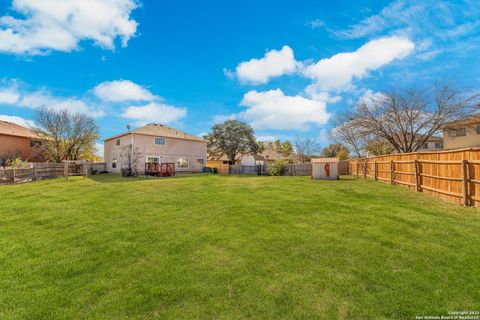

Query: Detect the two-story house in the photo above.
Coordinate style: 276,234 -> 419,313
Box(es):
443,115 -> 480,149
0,120 -> 44,165
104,123 -> 207,174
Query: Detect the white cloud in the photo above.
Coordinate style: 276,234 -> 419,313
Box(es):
212,113 -> 237,124
121,102 -> 187,126
0,114 -> 34,127
256,135 -> 277,142
0,88 -> 20,104
303,36 -> 414,93
239,89 -> 329,130
306,19 -> 325,29
17,90 -> 105,117
0,0 -> 139,55
357,89 -> 387,111
330,0 -> 480,60
93,80 -> 157,102
0,80 -> 105,117
235,46 -> 299,84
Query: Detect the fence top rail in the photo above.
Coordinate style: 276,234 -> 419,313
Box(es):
351,147 -> 480,161
417,160 -> 462,164
419,173 -> 463,181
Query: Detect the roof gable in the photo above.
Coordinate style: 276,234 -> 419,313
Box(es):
0,120 -> 35,138
444,114 -> 480,129
105,123 -> 205,142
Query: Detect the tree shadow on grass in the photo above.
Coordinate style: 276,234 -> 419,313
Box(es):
87,173 -> 213,184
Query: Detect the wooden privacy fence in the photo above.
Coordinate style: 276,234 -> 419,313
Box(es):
0,162 -> 107,185
208,161 -> 350,176
350,148 -> 480,207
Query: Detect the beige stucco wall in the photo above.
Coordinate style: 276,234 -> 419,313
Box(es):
443,125 -> 480,149
104,133 -> 207,174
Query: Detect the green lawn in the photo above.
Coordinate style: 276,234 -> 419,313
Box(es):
1,174 -> 479,319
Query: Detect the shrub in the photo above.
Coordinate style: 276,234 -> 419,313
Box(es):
268,160 -> 287,176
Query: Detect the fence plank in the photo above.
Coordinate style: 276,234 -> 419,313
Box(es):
349,148 -> 480,207
462,160 -> 469,206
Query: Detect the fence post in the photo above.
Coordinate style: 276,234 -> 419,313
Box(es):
414,160 -> 420,192
64,162 -> 68,179
462,159 -> 469,206
390,161 -> 395,185
374,160 -> 378,181
12,167 -> 16,183
356,161 -> 359,177
33,166 -> 37,181
363,160 -> 367,179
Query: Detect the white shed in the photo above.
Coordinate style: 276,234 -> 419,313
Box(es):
240,154 -> 265,166
311,158 -> 339,180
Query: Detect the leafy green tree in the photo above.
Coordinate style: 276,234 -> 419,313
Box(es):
275,140 -> 294,158
320,143 -> 350,160
206,120 -> 259,163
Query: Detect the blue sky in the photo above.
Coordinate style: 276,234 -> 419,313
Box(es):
0,0 -> 479,151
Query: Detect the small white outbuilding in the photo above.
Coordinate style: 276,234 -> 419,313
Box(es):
311,158 -> 339,180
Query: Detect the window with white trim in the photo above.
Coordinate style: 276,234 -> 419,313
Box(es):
177,157 -> 189,168
450,128 -> 466,137
196,159 -> 205,166
146,156 -> 160,164
112,158 -> 117,168
154,137 -> 166,145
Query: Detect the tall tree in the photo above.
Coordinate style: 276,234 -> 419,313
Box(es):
119,144 -> 141,177
293,137 -> 321,163
205,120 -> 259,163
34,107 -> 99,163
345,83 -> 478,153
320,143 -> 350,160
331,120 -> 367,158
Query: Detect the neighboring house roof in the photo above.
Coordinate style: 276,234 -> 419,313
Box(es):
105,123 -> 205,142
0,120 -> 35,138
422,135 -> 443,142
260,148 -> 283,161
249,154 -> 265,161
443,114 -> 480,129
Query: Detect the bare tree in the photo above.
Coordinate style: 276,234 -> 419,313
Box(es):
344,83 -> 478,153
34,108 -> 99,162
293,137 -> 321,162
119,144 -> 141,177
331,120 -> 366,158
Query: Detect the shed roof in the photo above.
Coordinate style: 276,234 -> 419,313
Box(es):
311,158 -> 339,163
0,120 -> 36,138
105,123 -> 205,142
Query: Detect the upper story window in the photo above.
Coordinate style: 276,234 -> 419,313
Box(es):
31,140 -> 42,148
435,142 -> 443,149
154,137 -> 166,145
449,128 -> 466,137
116,139 -> 120,146
477,126 -> 480,135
